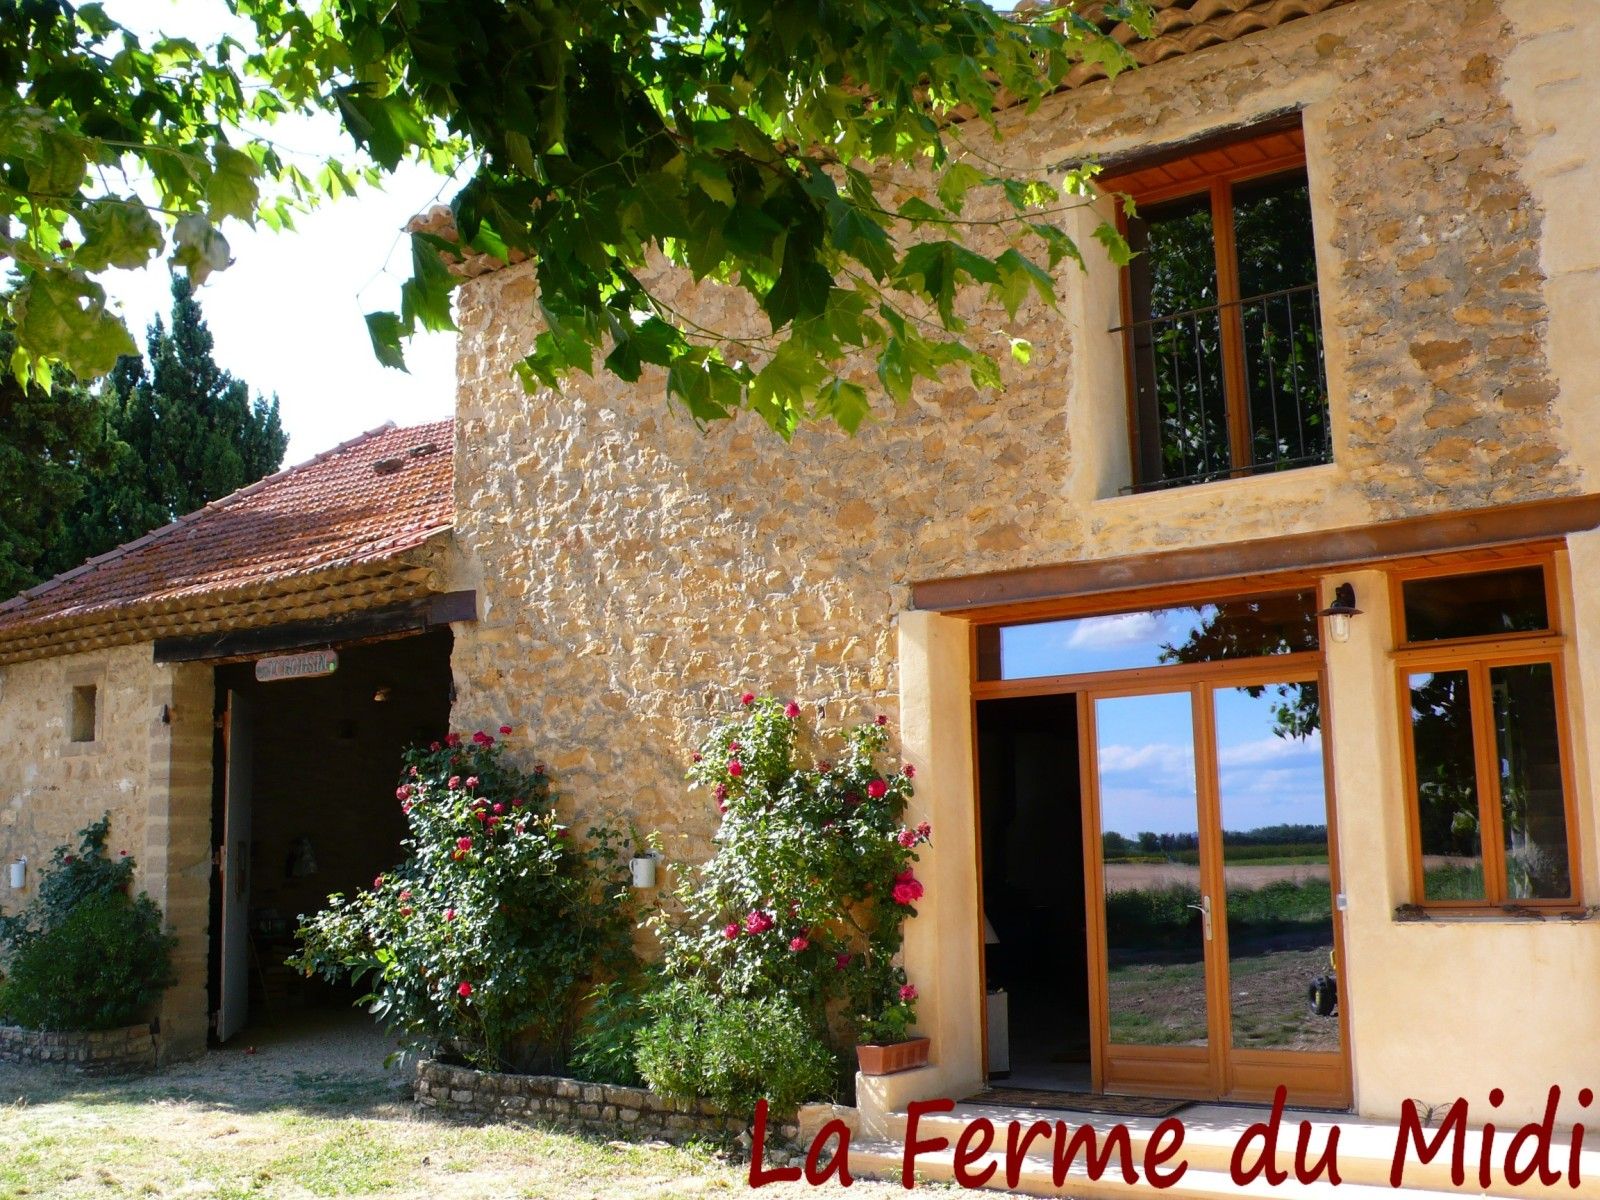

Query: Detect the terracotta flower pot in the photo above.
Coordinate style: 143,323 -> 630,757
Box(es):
856,1036 -> 930,1076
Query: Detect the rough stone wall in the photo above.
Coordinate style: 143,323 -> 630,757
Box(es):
0,645 -> 214,1062
0,1022 -> 159,1074
0,644 -> 159,905
414,1059 -> 767,1142
447,0 -> 1584,863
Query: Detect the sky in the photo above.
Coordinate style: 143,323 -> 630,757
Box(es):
96,2 -> 463,462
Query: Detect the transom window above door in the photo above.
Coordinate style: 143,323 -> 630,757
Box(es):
976,589 -> 1319,681
1104,121 -> 1330,492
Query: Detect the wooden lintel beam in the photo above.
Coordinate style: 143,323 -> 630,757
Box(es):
911,494 -> 1600,615
151,589 -> 476,664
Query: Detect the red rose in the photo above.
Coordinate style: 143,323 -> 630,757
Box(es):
900,984 -> 918,1002
916,821 -> 931,839
456,836 -> 473,853
445,908 -> 456,921
474,810 -> 488,823
457,981 -> 473,998
903,764 -> 916,778
400,906 -> 413,917
373,875 -> 385,889
784,701 -> 801,719
741,692 -> 755,706
448,775 -> 460,788
446,733 -> 461,748
472,730 -> 491,746
499,724 -> 513,735
511,797 -> 524,808
819,760 -> 832,773
488,816 -> 501,828
867,779 -> 888,799
892,869 -> 924,906
430,741 -> 442,752
728,760 -> 744,777
744,910 -> 773,935
723,923 -> 740,940
876,714 -> 888,726
396,785 -> 412,802
835,952 -> 852,971
692,752 -> 702,763
789,936 -> 809,952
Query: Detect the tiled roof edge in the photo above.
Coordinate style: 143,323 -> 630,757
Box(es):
0,419 -> 445,617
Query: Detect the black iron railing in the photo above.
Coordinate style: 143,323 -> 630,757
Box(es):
1113,283 -> 1331,493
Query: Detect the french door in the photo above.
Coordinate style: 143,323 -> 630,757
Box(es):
1081,669 -> 1349,1106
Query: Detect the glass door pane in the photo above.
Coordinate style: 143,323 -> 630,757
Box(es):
1213,681 -> 1339,1053
1407,669 -> 1485,901
1492,662 -> 1571,900
1094,691 -> 1208,1047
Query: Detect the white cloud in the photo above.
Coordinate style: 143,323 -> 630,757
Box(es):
1216,735 -> 1323,769
1064,610 -> 1168,650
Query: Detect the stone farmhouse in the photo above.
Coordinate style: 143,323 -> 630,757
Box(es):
3,0 -> 1600,1147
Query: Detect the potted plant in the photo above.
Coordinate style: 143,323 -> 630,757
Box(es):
856,981 -> 929,1075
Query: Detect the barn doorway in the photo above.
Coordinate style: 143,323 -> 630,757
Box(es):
208,629 -> 453,1042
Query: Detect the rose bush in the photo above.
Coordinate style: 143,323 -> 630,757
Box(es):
291,727 -> 636,1072
639,696 -> 929,1105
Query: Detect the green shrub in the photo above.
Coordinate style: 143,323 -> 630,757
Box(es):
634,979 -> 835,1116
290,726 -> 638,1073
570,978 -> 651,1087
0,817 -> 176,1031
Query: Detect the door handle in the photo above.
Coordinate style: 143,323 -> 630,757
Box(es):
1187,896 -> 1213,941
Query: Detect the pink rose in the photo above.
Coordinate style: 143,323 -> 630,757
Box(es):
723,923 -> 740,940
745,910 -> 773,935
457,981 -> 473,998
892,869 -> 924,906
448,775 -> 460,789
493,803 -> 505,815
728,760 -> 744,777
789,936 -> 809,952
900,984 -> 918,1003
399,890 -> 412,901
445,908 -> 456,921
741,692 -> 755,706
784,702 -> 800,719
456,836 -> 473,853
396,785 -> 412,801
373,875 -> 385,889
867,779 -> 888,799
897,829 -> 917,848
916,821 -> 931,839
464,776 -> 479,790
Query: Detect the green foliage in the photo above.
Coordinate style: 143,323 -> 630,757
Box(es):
633,978 -> 836,1116
0,817 -> 176,1031
0,328 -> 118,595
569,978 -> 652,1088
1,0 -> 1152,434
290,728 -> 637,1073
639,697 -> 927,1106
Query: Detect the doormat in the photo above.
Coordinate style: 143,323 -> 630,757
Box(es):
965,1087 -> 1191,1118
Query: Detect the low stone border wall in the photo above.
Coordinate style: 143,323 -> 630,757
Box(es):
415,1059 -> 798,1145
0,1022 -> 159,1073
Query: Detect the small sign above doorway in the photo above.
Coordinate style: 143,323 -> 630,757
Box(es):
254,649 -> 339,683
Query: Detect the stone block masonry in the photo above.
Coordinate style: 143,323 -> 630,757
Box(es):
0,1022 -> 159,1074
414,1060 -> 801,1145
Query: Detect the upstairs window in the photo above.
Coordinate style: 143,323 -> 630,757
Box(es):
1106,122 -> 1330,492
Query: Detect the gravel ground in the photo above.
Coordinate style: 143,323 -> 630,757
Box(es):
0,1012 -> 934,1199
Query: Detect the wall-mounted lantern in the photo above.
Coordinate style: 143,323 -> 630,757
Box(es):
1317,582 -> 1364,644
8,858 -> 27,891
629,851 -> 661,889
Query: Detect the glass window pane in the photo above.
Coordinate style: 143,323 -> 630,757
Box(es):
1408,670 -> 1485,901
1493,663 -> 1571,900
1095,692 -> 1207,1047
1232,170 -> 1329,471
979,591 -> 1318,681
1126,194 -> 1229,486
1214,681 -> 1338,1052
1402,567 -> 1549,643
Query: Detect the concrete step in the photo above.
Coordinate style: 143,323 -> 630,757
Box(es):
848,1134 -> 1486,1199
871,1103 -> 1600,1199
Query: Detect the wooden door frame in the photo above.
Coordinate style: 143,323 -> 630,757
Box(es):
973,647 -> 1353,1107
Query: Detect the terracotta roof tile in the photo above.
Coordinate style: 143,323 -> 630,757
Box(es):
0,419 -> 454,640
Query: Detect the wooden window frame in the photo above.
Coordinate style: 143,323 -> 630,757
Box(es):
1389,550 -> 1582,910
1104,122 -> 1317,491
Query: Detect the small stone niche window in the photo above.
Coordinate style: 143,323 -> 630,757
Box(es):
69,684 -> 98,743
